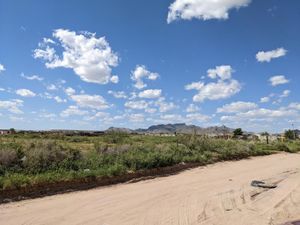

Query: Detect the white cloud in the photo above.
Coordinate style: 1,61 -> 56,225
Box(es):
70,94 -> 109,110
155,98 -> 177,112
217,101 -> 258,113
260,96 -> 270,103
145,108 -> 157,113
0,99 -> 23,114
21,73 -> 43,81
131,65 -> 159,89
138,89 -> 162,98
9,116 -> 25,122
42,38 -> 55,44
186,113 -> 210,122
160,114 -> 183,121
46,84 -> 58,91
191,79 -> 241,102
60,105 -> 88,117
39,113 -> 56,119
34,29 -> 119,84
186,65 -> 241,102
110,75 -> 119,84
16,89 -> 36,97
64,87 -> 76,96
108,90 -> 127,99
125,100 -> 148,110
289,103 -> 300,111
167,0 -> 251,23
129,113 -> 145,122
280,90 -> 290,98
256,48 -> 287,62
0,64 -> 6,73
184,81 -> 204,90
269,75 -> 289,86
34,46 -> 57,61
54,96 -> 66,103
186,103 -> 200,113
207,65 -> 233,80
84,111 -> 111,121
221,108 -> 297,122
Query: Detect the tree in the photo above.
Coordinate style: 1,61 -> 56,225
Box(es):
261,132 -> 270,144
233,128 -> 243,137
9,128 -> 16,134
285,129 -> 295,140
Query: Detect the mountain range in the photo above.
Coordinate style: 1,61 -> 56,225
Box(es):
105,123 -> 235,135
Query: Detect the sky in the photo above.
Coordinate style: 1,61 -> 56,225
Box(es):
0,0 -> 299,132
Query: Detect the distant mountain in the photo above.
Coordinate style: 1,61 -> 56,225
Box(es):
105,127 -> 134,134
135,123 -> 234,135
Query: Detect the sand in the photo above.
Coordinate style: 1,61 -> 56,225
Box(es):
1,153 -> 300,225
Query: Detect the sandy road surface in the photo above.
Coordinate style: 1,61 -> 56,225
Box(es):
1,153 -> 300,225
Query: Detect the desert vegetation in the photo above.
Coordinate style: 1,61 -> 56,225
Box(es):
0,132 -> 300,192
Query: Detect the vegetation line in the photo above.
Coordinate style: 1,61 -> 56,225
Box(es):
0,131 -> 299,203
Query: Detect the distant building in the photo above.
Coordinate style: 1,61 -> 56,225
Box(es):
0,129 -> 10,135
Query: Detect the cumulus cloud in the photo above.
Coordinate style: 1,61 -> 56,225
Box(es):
192,79 -> 241,102
221,108 -> 297,122
129,113 -> 145,122
0,99 -> 23,114
256,48 -> 287,62
64,87 -> 76,96
186,113 -> 210,122
21,73 -> 43,81
260,96 -> 270,103
160,114 -> 183,122
217,101 -> 258,113
184,81 -> 204,90
131,65 -> 159,89
70,94 -> 109,110
108,90 -> 127,99
125,100 -> 148,110
155,98 -> 177,112
34,29 -> 119,84
145,108 -> 157,114
46,84 -> 58,91
60,105 -> 88,117
167,0 -> 251,23
280,90 -> 290,98
207,65 -> 233,80
54,96 -> 66,103
16,89 -> 36,97
39,113 -> 56,119
289,102 -> 300,111
110,75 -> 119,84
269,75 -> 289,86
0,64 -> 5,73
138,89 -> 162,98
186,103 -> 200,113
186,65 -> 241,102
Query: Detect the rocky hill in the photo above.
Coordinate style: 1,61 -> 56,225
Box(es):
107,123 -> 234,135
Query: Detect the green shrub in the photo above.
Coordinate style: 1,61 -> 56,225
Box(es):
0,143 -> 24,175
274,143 -> 291,152
23,140 -> 81,173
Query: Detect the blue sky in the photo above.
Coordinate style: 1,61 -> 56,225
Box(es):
0,0 -> 299,132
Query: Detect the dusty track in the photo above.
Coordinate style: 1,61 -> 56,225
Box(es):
1,153 -> 300,225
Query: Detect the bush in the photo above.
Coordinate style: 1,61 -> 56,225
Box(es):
23,140 -> 81,173
0,143 -> 24,175
274,143 -> 291,152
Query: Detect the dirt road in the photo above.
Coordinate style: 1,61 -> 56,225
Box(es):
1,153 -> 300,225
